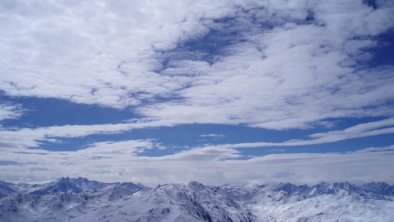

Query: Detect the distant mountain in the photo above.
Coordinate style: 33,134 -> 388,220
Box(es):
0,178 -> 393,222
0,181 -> 15,198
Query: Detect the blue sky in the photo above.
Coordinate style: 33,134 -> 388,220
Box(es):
0,0 -> 394,185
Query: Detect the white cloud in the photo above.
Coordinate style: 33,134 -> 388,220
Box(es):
136,0 -> 394,129
78,140 -> 159,156
199,134 -> 225,141
0,117 -> 393,151
0,103 -> 23,122
0,118 -> 175,149
0,0 -> 393,129
0,138 -> 393,185
0,0 -> 232,108
209,118 -> 394,149
1,0 -> 394,186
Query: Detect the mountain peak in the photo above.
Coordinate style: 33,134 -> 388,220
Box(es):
30,177 -> 107,194
187,181 -> 206,190
0,179 -> 393,222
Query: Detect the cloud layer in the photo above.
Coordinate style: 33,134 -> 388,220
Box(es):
1,0 -> 394,129
1,0 -> 394,184
1,138 -> 393,185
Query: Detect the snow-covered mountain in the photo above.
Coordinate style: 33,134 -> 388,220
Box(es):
0,178 -> 393,222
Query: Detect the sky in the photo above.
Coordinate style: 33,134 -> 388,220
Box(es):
0,0 -> 394,185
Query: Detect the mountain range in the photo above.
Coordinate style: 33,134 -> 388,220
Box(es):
0,178 -> 393,221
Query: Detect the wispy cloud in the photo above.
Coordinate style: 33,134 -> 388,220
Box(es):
0,138 -> 393,185
0,117 -> 393,150
0,102 -> 23,122
199,133 -> 225,141
0,118 -> 393,185
0,118 -> 175,149
213,118 -> 394,149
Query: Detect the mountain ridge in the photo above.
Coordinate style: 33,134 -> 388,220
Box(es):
0,178 -> 393,222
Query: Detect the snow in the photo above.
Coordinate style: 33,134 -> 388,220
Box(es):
0,178 -> 393,221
